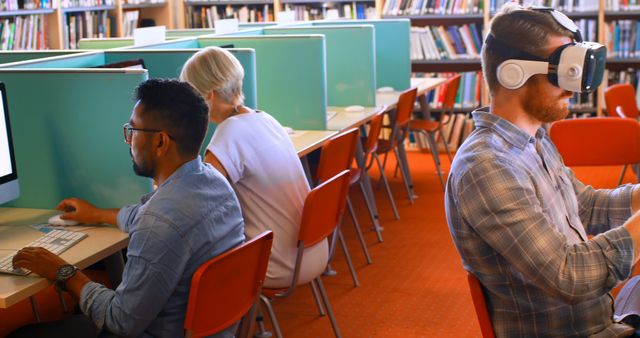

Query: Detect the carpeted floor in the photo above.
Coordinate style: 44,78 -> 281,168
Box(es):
271,149 -> 638,338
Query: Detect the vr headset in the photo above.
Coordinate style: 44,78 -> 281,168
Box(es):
487,7 -> 606,93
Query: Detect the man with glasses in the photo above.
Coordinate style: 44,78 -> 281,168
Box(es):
10,79 -> 245,337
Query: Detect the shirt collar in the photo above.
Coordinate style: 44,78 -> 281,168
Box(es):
472,108 -> 539,150
140,156 -> 203,204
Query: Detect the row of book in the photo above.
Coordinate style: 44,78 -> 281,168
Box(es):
607,0 -> 640,11
122,9 -> 138,36
59,0 -> 115,7
0,0 -> 53,10
490,0 -> 598,12
186,4 -> 273,27
0,15 -> 48,50
410,24 -> 482,60
604,20 -> 640,59
124,0 -> 165,4
382,0 -> 481,16
283,3 -> 374,21
63,10 -> 111,49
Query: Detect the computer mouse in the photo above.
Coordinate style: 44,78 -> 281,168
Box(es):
377,86 -> 394,93
48,214 -> 80,227
345,105 -> 365,112
283,126 -> 294,135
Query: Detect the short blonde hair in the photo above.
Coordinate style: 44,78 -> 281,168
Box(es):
180,46 -> 245,106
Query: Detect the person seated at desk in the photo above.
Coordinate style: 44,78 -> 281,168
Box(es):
10,79 -> 245,338
180,46 -> 328,288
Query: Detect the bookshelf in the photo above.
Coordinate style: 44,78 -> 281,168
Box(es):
182,0 -> 276,28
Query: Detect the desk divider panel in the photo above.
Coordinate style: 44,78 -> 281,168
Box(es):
0,51 -> 88,65
216,28 -> 265,36
198,35 -> 327,130
0,69 -> 151,209
313,19 -> 411,91
264,25 -> 375,106
0,52 -> 106,69
78,38 -> 137,50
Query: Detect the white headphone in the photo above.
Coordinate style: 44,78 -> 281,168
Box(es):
497,60 -> 550,90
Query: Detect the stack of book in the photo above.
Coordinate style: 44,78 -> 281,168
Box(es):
122,10 -> 138,36
410,23 -> 482,60
63,10 -> 111,49
382,0 -> 481,16
1,0 -> 53,10
490,0 -> 598,12
0,15 -> 48,50
186,5 -> 274,28
604,20 -> 640,59
59,0 -> 115,7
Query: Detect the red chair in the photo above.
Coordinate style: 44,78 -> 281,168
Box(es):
409,74 -> 462,189
184,231 -> 274,338
604,83 -> 639,119
549,117 -> 640,185
467,272 -> 496,338
260,170 -> 351,338
377,87 -> 418,203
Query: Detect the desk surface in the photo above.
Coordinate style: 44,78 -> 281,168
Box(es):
376,77 -> 447,109
0,208 -> 129,308
289,130 -> 338,157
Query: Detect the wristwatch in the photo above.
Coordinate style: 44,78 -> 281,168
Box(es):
55,264 -> 78,292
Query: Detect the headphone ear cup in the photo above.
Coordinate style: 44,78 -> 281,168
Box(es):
498,61 -> 526,89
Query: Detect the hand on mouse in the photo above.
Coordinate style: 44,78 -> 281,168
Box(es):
56,198 -> 100,224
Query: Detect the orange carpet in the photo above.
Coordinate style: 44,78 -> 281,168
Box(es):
272,149 -> 638,338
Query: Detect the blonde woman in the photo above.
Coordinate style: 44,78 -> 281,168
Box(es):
180,46 -> 328,288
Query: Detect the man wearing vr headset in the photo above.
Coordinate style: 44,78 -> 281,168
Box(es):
446,3 -> 640,337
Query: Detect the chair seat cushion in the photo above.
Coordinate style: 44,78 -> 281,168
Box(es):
410,119 -> 439,132
376,139 -> 393,154
262,287 -> 287,298
350,167 -> 361,185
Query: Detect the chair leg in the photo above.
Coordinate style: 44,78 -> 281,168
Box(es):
619,164 -> 628,186
424,132 -> 446,189
393,147 -> 415,203
374,153 -> 400,220
357,181 -> 384,243
347,197 -> 373,264
438,127 -> 454,163
338,228 -> 359,287
310,280 -> 326,316
238,302 -> 259,338
323,229 -> 339,277
314,277 -> 342,338
259,295 -> 283,338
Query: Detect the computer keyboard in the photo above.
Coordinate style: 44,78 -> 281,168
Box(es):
0,230 -> 87,276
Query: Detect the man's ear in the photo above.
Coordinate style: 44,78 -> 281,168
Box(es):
154,132 -> 172,157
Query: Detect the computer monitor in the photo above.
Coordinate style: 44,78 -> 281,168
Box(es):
0,82 -> 19,204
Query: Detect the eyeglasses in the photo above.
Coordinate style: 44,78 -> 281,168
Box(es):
123,123 -> 173,144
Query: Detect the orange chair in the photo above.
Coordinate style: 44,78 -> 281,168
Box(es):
409,74 -> 462,189
260,170 -> 351,338
184,231 -> 274,338
377,87 -> 419,203
604,83 -> 639,119
549,117 -> 640,185
467,272 -> 496,338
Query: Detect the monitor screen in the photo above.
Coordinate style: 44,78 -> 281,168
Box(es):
0,82 -> 19,204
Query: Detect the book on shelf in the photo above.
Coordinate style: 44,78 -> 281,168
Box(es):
124,0 -> 166,4
1,0 -> 53,11
0,15 -> 48,50
382,0 -> 481,16
64,10 -> 111,49
284,3 -> 374,21
606,0 -> 640,11
490,0 -> 598,13
604,20 -> 640,59
59,0 -> 116,8
186,4 -> 273,28
410,23 -> 482,60
122,10 -> 139,36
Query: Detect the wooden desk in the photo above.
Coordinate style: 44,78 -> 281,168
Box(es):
0,208 -> 128,308
289,130 -> 338,157
376,77 -> 447,109
326,106 -> 380,131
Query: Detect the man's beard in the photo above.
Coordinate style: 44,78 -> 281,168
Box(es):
130,148 -> 155,178
521,78 -> 573,123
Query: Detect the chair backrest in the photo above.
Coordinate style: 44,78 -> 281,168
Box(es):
299,170 -> 351,248
395,87 -> 418,128
363,111 -> 385,155
467,272 -> 496,338
549,117 -> 640,166
315,128 -> 359,183
184,231 -> 274,338
441,74 -> 462,111
605,83 -> 639,119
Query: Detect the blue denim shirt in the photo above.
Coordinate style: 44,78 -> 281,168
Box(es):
79,156 -> 245,337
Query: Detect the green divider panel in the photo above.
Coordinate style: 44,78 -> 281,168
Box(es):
0,52 -> 106,69
239,23 -> 276,29
198,35 -> 327,130
265,25 -> 375,106
78,38 -> 135,50
217,28 -> 264,36
313,19 -> 411,91
0,70 -> 151,209
104,49 -> 257,108
132,38 -> 200,50
166,29 -> 216,38
0,51 -> 87,65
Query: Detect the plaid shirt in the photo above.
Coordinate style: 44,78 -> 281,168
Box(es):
445,110 -> 637,337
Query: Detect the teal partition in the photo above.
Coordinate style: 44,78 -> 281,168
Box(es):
265,25 -> 375,106
0,51 -> 106,69
131,38 -> 199,50
0,68 -> 151,209
103,49 -> 257,108
198,35 -> 327,130
78,38 -> 136,50
166,29 -> 216,39
217,28 -> 264,36
239,22 -> 277,29
0,50 -> 87,64
313,19 -> 411,91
